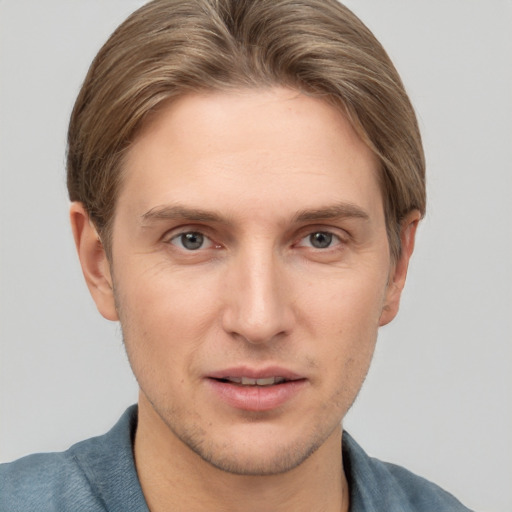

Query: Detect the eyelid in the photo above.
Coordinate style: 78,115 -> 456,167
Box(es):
295,224 -> 349,243
162,224 -> 207,241
163,226 -> 222,252
174,232 -> 211,249
296,231 -> 342,249
161,224 -> 348,250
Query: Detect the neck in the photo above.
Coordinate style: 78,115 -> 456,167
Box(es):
134,397 -> 350,512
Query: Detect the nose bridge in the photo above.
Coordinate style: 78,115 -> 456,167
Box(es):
222,238 -> 292,344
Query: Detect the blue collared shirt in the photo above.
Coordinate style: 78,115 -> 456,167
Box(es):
0,406 -> 473,511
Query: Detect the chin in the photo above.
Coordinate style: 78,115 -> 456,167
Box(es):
173,419 -> 338,476
189,439 -> 320,476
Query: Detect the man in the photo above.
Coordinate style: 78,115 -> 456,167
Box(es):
1,1 -> 473,510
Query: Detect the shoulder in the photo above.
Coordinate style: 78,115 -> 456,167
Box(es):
0,447 -> 105,512
342,431 -> 475,512
0,406 -> 146,512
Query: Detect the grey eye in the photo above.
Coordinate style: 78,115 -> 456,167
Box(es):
309,232 -> 333,249
179,232 -> 204,250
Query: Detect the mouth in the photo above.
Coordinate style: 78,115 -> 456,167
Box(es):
213,376 -> 289,386
206,368 -> 307,411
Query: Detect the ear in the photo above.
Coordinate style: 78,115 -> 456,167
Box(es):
379,210 -> 421,327
70,202 -> 118,321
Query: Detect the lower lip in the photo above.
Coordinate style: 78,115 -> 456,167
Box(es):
206,379 -> 307,412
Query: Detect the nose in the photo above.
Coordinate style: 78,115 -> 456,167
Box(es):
221,245 -> 294,345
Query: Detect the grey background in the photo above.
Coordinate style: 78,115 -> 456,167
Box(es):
1,1 -> 511,511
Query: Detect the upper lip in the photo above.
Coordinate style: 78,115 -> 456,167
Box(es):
207,366 -> 305,381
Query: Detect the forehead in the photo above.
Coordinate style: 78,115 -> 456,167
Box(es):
118,87 -> 383,225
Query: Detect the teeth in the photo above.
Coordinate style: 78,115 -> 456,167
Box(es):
225,376 -> 286,386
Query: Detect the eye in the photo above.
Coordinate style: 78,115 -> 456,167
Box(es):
298,231 -> 341,249
170,231 -> 213,251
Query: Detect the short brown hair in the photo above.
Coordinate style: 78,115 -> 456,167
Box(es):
67,0 -> 426,259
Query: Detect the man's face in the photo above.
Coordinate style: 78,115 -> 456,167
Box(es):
87,88 -> 409,475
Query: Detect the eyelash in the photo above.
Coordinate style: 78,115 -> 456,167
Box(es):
165,228 -> 346,252
168,231 -> 218,251
295,231 -> 343,250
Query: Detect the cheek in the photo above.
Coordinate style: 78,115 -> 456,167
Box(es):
118,259 -> 219,322
299,268 -> 387,389
113,264 -> 221,375
302,268 -> 388,339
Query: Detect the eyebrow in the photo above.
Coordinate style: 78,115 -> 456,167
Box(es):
141,205 -> 224,225
140,201 -> 370,226
293,203 -> 370,223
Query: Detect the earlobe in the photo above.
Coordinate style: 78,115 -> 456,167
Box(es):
69,202 -> 119,321
379,210 -> 421,327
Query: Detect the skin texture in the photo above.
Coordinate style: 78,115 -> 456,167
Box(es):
71,87 -> 419,512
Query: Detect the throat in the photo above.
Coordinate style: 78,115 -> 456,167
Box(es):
135,394 -> 348,512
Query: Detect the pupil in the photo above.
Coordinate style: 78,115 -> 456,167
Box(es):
181,232 -> 203,250
310,232 -> 332,249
